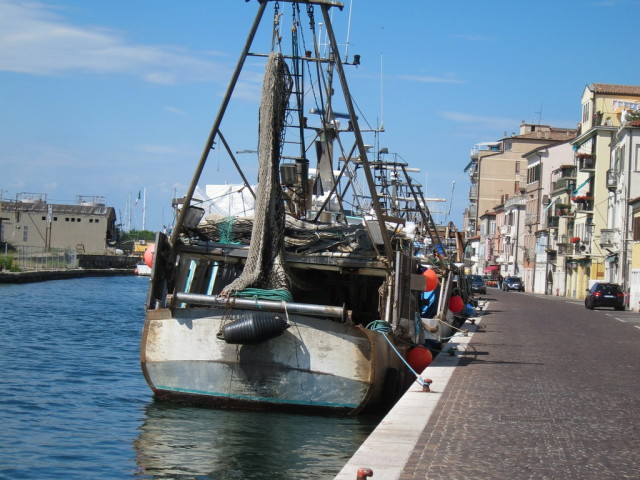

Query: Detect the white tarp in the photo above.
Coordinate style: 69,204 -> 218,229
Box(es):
196,184 -> 256,218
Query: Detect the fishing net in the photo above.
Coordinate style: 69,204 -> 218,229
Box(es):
200,214 -> 376,256
222,52 -> 292,295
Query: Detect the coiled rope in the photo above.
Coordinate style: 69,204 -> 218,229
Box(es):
232,288 -> 293,303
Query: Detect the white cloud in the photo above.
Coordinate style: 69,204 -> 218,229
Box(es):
0,0 -> 228,84
398,74 -> 465,84
440,111 -> 516,130
135,144 -> 183,155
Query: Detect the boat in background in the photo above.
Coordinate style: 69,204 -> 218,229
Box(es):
140,0 -> 470,414
135,263 -> 152,276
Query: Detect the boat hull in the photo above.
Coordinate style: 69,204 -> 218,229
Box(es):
141,307 -> 408,414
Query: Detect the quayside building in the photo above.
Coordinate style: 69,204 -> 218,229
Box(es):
0,193 -> 117,255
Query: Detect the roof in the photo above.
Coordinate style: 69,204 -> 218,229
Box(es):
0,201 -> 114,216
588,83 -> 640,96
516,130 -> 577,141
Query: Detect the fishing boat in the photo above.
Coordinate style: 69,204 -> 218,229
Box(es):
141,0 -> 469,414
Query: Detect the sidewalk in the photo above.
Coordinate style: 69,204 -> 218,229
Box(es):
333,304 -> 483,480
335,289 -> 640,479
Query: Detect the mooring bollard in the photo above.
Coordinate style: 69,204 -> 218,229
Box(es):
356,467 -> 373,479
422,378 -> 433,392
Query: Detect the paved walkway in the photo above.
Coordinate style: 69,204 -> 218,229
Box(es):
335,289 -> 640,479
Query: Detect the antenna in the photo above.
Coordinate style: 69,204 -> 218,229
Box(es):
344,0 -> 353,62
380,52 -> 384,130
534,101 -> 543,125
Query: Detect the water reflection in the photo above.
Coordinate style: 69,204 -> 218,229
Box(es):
134,402 -> 381,479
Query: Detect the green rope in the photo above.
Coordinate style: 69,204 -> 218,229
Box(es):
366,320 -> 393,333
219,216 -> 239,244
232,288 -> 293,303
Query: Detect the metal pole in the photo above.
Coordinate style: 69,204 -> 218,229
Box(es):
170,2 -> 268,246
320,5 -> 394,263
173,292 -> 346,320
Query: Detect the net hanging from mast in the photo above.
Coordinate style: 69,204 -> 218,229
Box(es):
222,51 -> 292,296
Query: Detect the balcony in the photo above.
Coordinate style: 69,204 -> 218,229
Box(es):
468,185 -> 478,200
573,198 -> 594,213
552,177 -> 576,193
468,204 -> 477,218
504,194 -> 526,209
599,228 -> 615,247
554,204 -> 573,217
606,169 -> 618,192
500,224 -> 512,236
577,153 -> 595,171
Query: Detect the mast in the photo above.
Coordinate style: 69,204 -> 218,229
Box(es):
319,5 -> 394,262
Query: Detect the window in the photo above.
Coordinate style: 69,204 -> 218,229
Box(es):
527,164 -> 541,184
582,102 -> 590,124
634,217 -> 640,242
23,225 -> 28,242
42,216 -> 46,221
95,219 -> 99,223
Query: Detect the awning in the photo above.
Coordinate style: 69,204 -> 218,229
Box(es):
484,265 -> 500,272
572,175 -> 593,196
543,197 -> 559,213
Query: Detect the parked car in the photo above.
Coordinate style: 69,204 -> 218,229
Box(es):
584,282 -> 625,310
470,275 -> 487,294
502,276 -> 524,292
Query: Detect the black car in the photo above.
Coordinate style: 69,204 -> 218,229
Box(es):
585,282 -> 625,310
470,275 -> 486,294
502,276 -> 524,292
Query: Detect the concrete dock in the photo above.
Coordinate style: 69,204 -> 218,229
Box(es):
335,289 -> 640,479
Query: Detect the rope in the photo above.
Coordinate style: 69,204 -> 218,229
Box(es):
232,288 -> 293,303
366,320 -> 429,388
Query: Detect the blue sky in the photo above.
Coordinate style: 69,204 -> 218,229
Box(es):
2,0 -> 640,232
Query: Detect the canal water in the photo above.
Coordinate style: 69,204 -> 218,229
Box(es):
0,276 -> 380,479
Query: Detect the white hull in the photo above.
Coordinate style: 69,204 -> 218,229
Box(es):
142,307 -> 407,413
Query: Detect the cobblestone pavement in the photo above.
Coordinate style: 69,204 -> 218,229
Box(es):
400,289 -> 640,480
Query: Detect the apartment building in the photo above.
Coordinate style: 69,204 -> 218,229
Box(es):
465,123 -> 577,238
568,84 -> 640,300
464,83 -> 640,310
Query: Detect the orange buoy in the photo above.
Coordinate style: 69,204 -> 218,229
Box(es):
422,268 -> 438,292
407,346 -> 433,372
143,244 -> 155,268
448,295 -> 464,313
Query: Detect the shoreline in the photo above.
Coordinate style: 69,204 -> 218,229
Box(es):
0,268 -> 136,284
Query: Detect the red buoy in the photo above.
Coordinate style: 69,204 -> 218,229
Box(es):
407,346 -> 433,372
422,268 -> 438,292
143,244 -> 155,268
448,295 -> 464,313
